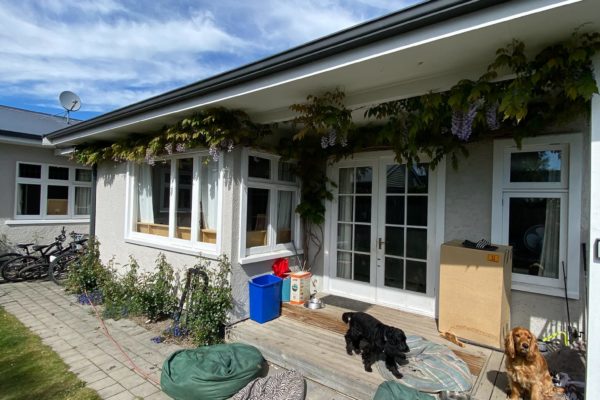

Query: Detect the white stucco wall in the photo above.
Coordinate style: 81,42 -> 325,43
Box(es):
0,143 -> 89,249
444,131 -> 589,338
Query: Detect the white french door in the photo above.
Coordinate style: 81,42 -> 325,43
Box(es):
327,154 -> 440,316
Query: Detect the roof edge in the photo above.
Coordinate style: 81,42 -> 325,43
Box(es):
47,0 -> 508,142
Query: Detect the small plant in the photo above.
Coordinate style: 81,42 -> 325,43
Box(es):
184,255 -> 233,346
66,238 -> 108,294
137,254 -> 178,321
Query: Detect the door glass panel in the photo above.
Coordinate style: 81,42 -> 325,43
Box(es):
386,165 -> 405,193
356,167 -> 372,194
386,196 -> 404,225
408,164 -> 428,193
406,260 -> 427,293
339,168 -> 354,194
337,251 -> 352,279
355,196 -> 371,223
407,196 -> 427,226
508,197 -> 560,278
384,257 -> 404,289
510,151 -> 561,183
338,196 -> 353,222
385,227 -> 404,256
354,225 -> 370,253
406,228 -> 427,259
337,224 -> 352,250
354,253 -> 370,282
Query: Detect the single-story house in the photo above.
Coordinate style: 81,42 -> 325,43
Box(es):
0,105 -> 90,248
43,0 -> 600,394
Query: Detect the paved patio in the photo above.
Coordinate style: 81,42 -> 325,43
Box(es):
0,281 -> 181,400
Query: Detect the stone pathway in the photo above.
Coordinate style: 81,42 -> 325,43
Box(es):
0,281 -> 180,400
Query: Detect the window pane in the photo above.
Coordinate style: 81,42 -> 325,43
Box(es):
74,187 -> 91,215
248,156 -> 270,179
276,191 -> 294,244
384,257 -> 404,289
407,196 -> 428,226
339,168 -> 354,194
76,169 -> 92,182
337,223 -> 352,250
199,157 -> 219,244
386,196 -> 405,225
510,151 -> 561,183
354,225 -> 370,253
337,251 -> 352,279
356,167 -> 372,194
247,188 -> 269,248
406,228 -> 427,259
355,196 -> 371,223
136,162 -> 170,237
406,260 -> 427,293
386,165 -> 405,193
338,196 -> 353,222
354,253 -> 370,282
509,197 -> 560,279
17,184 -> 40,215
47,185 -> 68,215
408,164 -> 428,193
385,227 -> 404,257
278,161 -> 295,182
18,164 -> 41,179
175,158 -> 193,240
49,166 -> 69,180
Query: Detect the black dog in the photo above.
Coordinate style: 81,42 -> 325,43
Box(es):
342,312 -> 409,378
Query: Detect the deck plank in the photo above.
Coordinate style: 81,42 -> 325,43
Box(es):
471,349 -> 505,400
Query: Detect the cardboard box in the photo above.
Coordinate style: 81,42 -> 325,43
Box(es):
289,271 -> 311,305
438,240 -> 512,350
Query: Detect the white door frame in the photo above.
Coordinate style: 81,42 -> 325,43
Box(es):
322,151 -> 446,318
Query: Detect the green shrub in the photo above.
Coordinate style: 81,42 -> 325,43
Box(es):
66,238 -> 108,294
184,255 -> 233,346
101,257 -> 141,319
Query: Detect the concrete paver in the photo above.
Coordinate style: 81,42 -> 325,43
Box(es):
0,281 -> 180,399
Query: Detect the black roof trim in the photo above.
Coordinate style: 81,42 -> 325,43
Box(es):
0,129 -> 43,141
48,0 -> 507,141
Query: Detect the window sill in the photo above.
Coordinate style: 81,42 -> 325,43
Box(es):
5,219 -> 90,226
512,282 -> 579,300
124,236 -> 219,259
239,248 -> 302,265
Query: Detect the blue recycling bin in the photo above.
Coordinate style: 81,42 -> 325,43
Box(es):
249,274 -> 282,323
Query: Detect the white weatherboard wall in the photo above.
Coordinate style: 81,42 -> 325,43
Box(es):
586,56 -> 600,399
444,134 -> 588,338
0,143 -> 89,247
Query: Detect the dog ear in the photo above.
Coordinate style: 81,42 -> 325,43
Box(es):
505,329 -> 516,359
527,334 -> 539,362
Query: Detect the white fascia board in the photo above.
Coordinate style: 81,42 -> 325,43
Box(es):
49,0 -> 582,147
0,136 -> 44,147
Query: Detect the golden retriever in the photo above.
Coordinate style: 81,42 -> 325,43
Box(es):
504,326 -> 564,400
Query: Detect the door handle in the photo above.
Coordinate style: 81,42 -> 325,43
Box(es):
378,238 -> 384,250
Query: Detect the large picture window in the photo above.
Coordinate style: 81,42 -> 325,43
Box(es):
492,134 -> 581,298
15,162 -> 92,219
131,154 -> 219,250
242,151 -> 299,259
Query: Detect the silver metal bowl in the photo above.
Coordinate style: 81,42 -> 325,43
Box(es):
304,298 -> 325,309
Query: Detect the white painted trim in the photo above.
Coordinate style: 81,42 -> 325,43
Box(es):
239,249 -> 304,265
0,136 -> 44,147
5,219 -> 89,225
491,133 -> 582,299
124,237 -> 219,259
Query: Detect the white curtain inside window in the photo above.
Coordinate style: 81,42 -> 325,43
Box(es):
200,160 -> 218,229
138,164 -> 154,223
276,191 -> 293,244
540,198 -> 560,278
75,187 -> 91,215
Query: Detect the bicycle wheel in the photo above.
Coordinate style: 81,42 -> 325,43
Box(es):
0,253 -> 22,283
19,260 -> 49,280
49,252 -> 80,286
2,256 -> 37,282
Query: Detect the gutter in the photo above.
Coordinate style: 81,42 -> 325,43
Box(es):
46,0 -> 508,141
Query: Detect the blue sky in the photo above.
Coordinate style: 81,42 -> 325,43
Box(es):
0,0 -> 422,120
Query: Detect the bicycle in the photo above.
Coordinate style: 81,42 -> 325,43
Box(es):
0,243 -> 36,282
48,233 -> 88,286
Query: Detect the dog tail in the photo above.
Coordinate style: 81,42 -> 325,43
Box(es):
342,312 -> 353,324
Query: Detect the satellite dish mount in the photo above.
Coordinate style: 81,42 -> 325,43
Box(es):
59,91 -> 81,124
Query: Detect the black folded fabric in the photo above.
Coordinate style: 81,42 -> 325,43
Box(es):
462,239 -> 498,251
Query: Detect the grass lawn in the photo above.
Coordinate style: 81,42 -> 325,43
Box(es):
0,306 -> 101,400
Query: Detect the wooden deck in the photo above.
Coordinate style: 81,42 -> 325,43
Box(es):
227,295 -> 509,400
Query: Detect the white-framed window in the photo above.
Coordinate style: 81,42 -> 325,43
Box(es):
126,153 -> 220,254
240,149 -> 300,262
14,162 -> 92,220
491,134 -> 582,298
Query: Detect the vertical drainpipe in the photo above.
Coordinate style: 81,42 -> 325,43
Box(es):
89,164 -> 97,237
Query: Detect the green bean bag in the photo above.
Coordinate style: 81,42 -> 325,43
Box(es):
160,343 -> 265,400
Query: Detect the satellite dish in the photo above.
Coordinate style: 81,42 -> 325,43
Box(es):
59,91 -> 81,124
